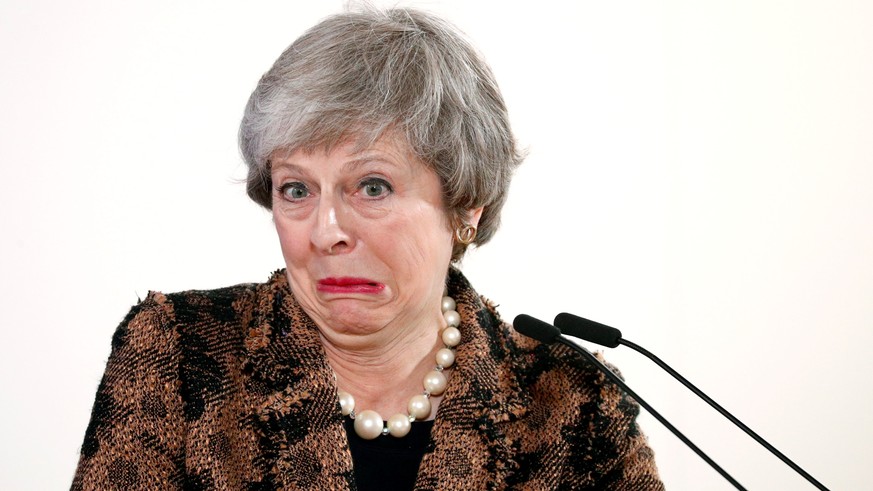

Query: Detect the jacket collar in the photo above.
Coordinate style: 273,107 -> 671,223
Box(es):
416,268 -> 532,486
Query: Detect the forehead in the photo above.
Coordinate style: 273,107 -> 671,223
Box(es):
270,132 -> 427,175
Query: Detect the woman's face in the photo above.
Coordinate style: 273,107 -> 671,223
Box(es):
271,135 -> 456,338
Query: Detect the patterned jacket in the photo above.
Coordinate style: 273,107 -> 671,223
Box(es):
72,269 -> 663,490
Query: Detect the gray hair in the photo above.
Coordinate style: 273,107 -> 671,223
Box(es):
239,6 -> 523,260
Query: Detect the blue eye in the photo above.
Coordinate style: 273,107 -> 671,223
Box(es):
361,178 -> 392,198
280,182 -> 309,200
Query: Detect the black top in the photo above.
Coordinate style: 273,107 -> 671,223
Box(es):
344,417 -> 434,491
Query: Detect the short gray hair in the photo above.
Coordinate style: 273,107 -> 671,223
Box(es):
239,6 -> 523,260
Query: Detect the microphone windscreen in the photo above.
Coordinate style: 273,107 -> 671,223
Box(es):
513,314 -> 561,345
554,313 -> 622,348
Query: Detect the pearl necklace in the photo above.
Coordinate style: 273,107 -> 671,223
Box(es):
336,295 -> 462,439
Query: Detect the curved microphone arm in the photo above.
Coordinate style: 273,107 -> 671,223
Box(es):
619,338 -> 830,491
555,312 -> 830,491
513,315 -> 747,491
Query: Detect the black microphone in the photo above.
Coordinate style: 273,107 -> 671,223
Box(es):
554,312 -> 830,491
513,314 -> 748,491
555,312 -> 621,348
513,314 -> 562,344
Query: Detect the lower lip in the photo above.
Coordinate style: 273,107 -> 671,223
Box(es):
317,281 -> 385,294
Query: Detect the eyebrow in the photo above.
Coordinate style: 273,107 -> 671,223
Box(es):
269,161 -> 312,177
270,152 -> 402,175
342,154 -> 401,172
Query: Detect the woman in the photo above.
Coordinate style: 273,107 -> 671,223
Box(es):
73,7 -> 663,490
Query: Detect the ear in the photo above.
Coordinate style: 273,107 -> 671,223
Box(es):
466,206 -> 484,228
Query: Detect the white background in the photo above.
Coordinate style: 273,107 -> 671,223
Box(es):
1,1 -> 870,489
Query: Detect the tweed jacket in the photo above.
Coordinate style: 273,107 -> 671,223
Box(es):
73,268 -> 663,490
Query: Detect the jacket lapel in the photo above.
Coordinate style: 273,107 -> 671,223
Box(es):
415,270 -> 531,490
242,271 -> 355,490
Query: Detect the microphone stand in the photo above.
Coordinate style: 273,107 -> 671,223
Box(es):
618,337 -> 830,491
551,335 -> 748,491
554,312 -> 830,491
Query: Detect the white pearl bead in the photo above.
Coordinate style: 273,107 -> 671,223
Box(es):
423,370 -> 448,396
443,310 -> 461,327
442,326 -> 461,347
387,413 -> 412,437
337,390 -> 355,416
407,394 -> 432,420
435,347 -> 455,368
354,409 -> 384,440
441,296 -> 456,313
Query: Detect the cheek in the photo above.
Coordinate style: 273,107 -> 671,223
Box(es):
274,215 -> 308,264
380,207 -> 453,270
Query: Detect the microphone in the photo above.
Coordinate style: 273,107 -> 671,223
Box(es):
513,314 -> 748,491
554,312 -> 830,491
554,312 -> 621,348
513,314 -> 561,344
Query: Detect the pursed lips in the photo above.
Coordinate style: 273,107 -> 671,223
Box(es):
316,277 -> 386,294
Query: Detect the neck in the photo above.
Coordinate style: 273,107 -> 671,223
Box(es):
320,311 -> 446,420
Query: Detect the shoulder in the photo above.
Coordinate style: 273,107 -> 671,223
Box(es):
120,272 -> 285,345
157,281 -> 261,327
102,273 -> 284,395
74,276 -> 282,488
79,272 -> 283,449
477,298 -> 612,398
101,276 -> 275,379
499,317 -> 661,487
496,313 -> 661,488
495,306 -> 639,430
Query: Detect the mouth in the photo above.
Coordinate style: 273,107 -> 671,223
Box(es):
317,277 -> 386,294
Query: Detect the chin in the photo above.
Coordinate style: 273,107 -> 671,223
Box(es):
318,303 -> 392,333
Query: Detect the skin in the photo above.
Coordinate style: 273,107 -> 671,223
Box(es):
271,134 -> 482,420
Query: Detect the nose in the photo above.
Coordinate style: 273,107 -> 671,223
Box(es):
311,198 -> 354,255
